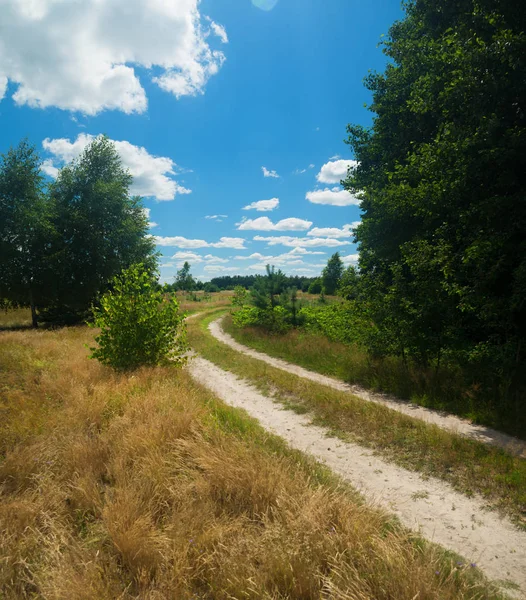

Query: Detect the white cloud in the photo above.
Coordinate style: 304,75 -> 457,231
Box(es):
203,254 -> 229,264
171,251 -> 228,267
204,265 -> 238,273
156,236 -> 246,249
205,214 -> 228,220
316,159 -> 358,184
0,0 -> 227,114
142,208 -> 158,229
171,251 -> 204,263
262,166 -> 280,178
254,235 -> 350,248
42,134 -> 191,201
294,164 -> 315,175
242,198 -> 279,212
41,159 -> 59,179
209,20 -> 228,44
0,75 -> 7,101
237,217 -> 312,232
306,187 -> 360,207
235,252 -> 273,261
307,222 -> 360,238
341,253 -> 359,265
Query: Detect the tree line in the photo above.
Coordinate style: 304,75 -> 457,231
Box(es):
0,137 -> 156,326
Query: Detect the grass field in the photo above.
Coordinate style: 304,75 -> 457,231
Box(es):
223,314 -> 526,438
188,311 -> 526,528
0,311 -> 502,599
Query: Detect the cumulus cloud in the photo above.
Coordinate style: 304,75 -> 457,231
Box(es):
156,236 -> 246,249
237,217 -> 312,232
42,134 -> 191,201
171,251 -> 228,267
242,198 -> 279,212
262,166 -> 280,178
0,0 -> 227,114
306,187 -> 360,207
307,222 -> 360,238
316,159 -> 358,184
254,235 -> 350,248
234,247 -> 325,263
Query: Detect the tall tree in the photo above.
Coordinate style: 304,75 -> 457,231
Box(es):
0,140 -> 54,327
251,265 -> 287,309
344,0 -> 526,378
322,252 -> 344,295
47,136 -> 157,322
175,261 -> 196,292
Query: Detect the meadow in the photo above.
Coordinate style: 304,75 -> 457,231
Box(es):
0,307 -> 502,599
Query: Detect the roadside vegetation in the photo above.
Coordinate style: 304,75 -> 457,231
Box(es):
0,319 -> 501,599
189,311 -> 526,528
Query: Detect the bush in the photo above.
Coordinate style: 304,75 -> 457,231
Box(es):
308,279 -> 322,294
89,264 -> 188,370
232,305 -> 290,333
231,285 -> 249,308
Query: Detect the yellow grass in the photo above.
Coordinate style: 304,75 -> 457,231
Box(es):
0,325 -> 501,599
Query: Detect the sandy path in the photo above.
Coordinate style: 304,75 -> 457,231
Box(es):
188,354 -> 526,597
209,317 -> 526,459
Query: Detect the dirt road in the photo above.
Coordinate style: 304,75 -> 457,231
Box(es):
186,317 -> 526,597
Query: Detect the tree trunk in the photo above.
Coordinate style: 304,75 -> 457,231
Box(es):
29,287 -> 38,328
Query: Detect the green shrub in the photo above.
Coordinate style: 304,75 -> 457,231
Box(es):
89,264 -> 188,370
231,285 -> 249,308
232,305 -> 290,333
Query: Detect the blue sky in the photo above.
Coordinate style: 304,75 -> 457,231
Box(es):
0,0 -> 403,282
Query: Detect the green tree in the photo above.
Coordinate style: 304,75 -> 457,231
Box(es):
90,264 -> 188,370
343,0 -> 526,396
175,261 -> 196,292
322,253 -> 344,295
47,136 -> 156,323
0,140 -> 54,327
251,265 -> 287,309
308,278 -> 323,295
231,285 -> 249,307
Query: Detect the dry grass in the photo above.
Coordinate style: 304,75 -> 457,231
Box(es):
0,307 -> 32,329
0,325 -> 501,599
188,311 -> 526,527
177,290 -> 234,315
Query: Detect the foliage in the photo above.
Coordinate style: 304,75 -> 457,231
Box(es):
45,136 -> 157,323
341,0 -> 526,406
308,278 -> 323,294
251,265 -> 287,309
174,261 -> 196,292
231,285 -> 249,307
90,264 -> 187,370
230,266 -> 310,333
322,252 -> 344,295
0,140 -> 54,327
209,274 -> 317,292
